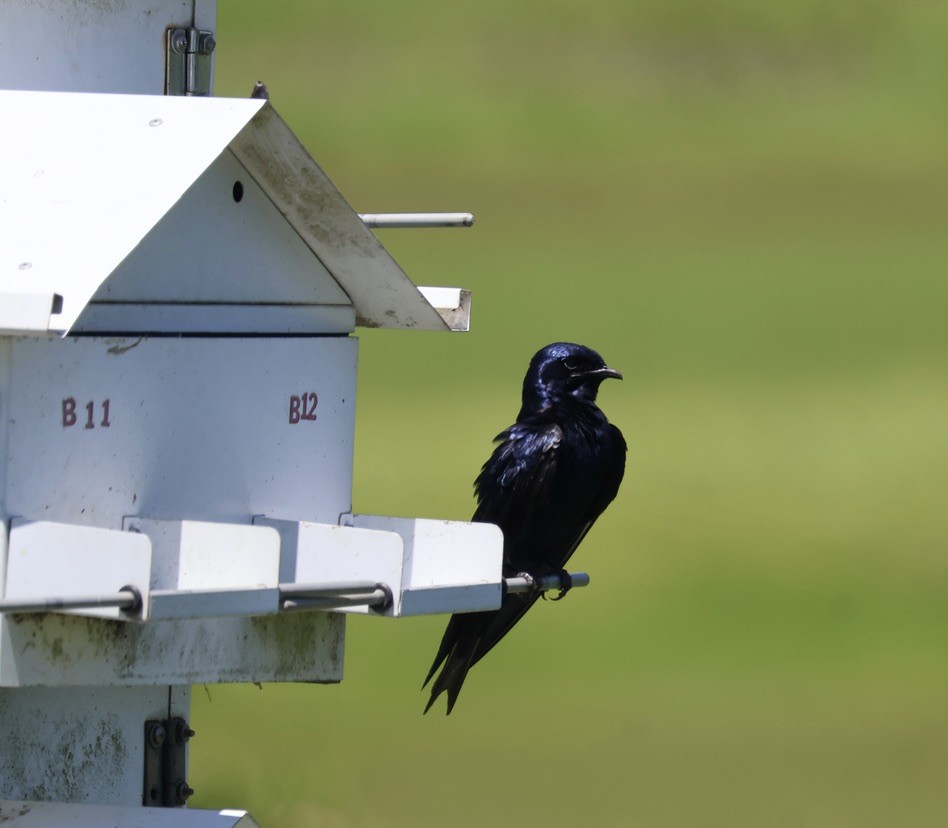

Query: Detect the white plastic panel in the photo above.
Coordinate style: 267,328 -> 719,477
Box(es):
0,293 -> 59,336
89,150 -> 351,307
176,520 -> 280,588
256,517 -> 505,616
0,685 -> 177,806
230,104 -> 450,331
0,517 -> 7,599
258,518 -> 405,616
343,515 -> 505,616
73,304 -> 355,336
0,91 -> 454,335
0,0 -> 201,96
416,287 -> 472,332
146,588 -> 280,621
123,519 -> 282,620
127,519 -> 280,590
4,520 -> 152,620
0,802 -> 259,828
0,91 -> 266,333
0,339 -> 8,555
5,336 -> 357,528
0,610 -> 345,687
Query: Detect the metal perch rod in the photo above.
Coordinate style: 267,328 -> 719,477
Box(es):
0,574 -> 590,616
504,571 -> 590,595
0,587 -> 141,615
359,212 -> 474,228
279,581 -> 392,612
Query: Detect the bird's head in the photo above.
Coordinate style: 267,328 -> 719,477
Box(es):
520,342 -> 622,415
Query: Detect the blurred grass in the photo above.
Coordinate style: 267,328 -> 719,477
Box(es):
191,1 -> 948,825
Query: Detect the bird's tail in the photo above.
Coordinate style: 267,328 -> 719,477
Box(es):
422,612 -> 490,715
423,648 -> 476,715
422,594 -> 541,715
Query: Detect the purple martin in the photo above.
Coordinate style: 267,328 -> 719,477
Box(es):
423,342 -> 626,714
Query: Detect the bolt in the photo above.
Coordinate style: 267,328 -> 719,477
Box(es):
173,781 -> 195,805
199,33 -> 216,54
172,717 -> 195,743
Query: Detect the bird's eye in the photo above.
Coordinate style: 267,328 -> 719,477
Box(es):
563,359 -> 579,371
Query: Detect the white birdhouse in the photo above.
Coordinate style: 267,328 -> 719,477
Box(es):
0,1 -> 506,823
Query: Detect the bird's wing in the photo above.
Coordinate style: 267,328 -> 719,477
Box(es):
471,421 -> 563,563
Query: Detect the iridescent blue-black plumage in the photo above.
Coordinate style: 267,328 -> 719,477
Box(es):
423,343 -> 627,714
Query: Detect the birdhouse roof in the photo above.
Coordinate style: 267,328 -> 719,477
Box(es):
0,90 -> 450,335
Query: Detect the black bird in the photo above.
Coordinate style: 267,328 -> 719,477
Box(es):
423,342 -> 626,714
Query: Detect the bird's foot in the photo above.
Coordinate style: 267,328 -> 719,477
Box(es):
542,569 -> 573,602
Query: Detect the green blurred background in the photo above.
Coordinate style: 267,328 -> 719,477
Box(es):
191,1 -> 948,824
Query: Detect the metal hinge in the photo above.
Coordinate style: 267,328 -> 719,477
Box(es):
143,717 -> 196,807
164,27 -> 216,96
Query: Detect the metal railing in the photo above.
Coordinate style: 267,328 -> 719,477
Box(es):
0,572 -> 589,617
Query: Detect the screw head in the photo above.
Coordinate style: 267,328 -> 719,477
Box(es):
169,29 -> 187,53
147,723 -> 166,748
199,34 -> 216,54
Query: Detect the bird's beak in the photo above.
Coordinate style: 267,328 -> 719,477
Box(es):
586,366 -> 623,381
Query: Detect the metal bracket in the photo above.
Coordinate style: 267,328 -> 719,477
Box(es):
143,717 -> 195,807
164,27 -> 215,96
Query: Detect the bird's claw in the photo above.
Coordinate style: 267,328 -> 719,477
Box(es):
542,569 -> 573,601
